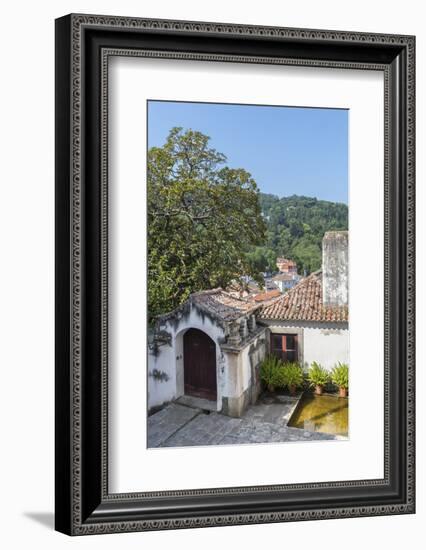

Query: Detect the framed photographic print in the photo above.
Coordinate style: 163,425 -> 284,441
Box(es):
55,14 -> 415,535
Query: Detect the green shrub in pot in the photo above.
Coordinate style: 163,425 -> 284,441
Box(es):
331,362 -> 349,397
283,362 -> 304,395
260,355 -> 285,392
307,361 -> 330,395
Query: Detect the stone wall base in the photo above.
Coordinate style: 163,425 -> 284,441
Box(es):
221,387 -> 250,418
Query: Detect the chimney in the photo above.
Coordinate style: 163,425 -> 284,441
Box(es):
322,231 -> 348,307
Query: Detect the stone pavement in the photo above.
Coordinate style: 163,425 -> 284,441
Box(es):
147,395 -> 342,448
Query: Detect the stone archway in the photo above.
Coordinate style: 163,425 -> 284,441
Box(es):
183,328 -> 217,401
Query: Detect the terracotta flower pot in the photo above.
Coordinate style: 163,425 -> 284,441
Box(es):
314,384 -> 324,395
339,387 -> 348,398
289,384 -> 297,396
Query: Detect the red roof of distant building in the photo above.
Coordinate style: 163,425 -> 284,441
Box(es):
253,289 -> 281,302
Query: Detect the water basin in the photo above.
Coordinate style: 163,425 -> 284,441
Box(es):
288,393 -> 348,436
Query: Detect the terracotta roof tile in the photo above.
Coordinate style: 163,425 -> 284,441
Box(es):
191,289 -> 260,321
258,271 -> 348,323
253,289 -> 281,302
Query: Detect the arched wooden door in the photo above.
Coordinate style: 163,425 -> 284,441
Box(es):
183,329 -> 217,401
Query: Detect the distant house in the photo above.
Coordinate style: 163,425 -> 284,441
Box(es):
271,272 -> 301,293
264,277 -> 279,291
148,231 -> 349,417
276,257 -> 298,274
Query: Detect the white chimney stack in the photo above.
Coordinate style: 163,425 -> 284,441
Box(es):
322,231 -> 349,307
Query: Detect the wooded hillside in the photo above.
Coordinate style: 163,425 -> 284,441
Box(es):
246,193 -> 348,274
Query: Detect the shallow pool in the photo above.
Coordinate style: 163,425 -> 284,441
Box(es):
288,393 -> 348,436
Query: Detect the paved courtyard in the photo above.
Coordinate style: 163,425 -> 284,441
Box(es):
147,394 -> 342,448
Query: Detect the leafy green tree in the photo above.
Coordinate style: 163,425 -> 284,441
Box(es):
246,247 -> 277,274
292,239 -> 322,273
148,127 -> 266,320
278,227 -> 292,252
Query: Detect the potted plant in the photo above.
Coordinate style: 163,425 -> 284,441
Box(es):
331,362 -> 349,397
307,361 -> 330,395
260,355 -> 283,393
283,362 -> 304,395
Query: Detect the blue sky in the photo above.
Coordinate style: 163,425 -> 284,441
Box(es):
147,101 -> 348,204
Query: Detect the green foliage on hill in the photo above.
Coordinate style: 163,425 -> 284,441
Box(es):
246,193 -> 348,274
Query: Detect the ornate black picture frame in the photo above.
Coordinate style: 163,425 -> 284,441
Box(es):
55,13 -> 415,535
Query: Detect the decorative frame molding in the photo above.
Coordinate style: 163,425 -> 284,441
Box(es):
55,14 -> 415,535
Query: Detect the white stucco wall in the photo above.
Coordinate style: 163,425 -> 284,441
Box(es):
148,304 -> 227,412
240,332 -> 266,393
222,331 -> 266,399
147,337 -> 177,411
148,304 -> 268,415
264,321 -> 349,371
303,326 -> 349,370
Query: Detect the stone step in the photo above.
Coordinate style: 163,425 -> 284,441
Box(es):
175,395 -> 217,412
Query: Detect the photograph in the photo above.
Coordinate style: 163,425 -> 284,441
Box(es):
147,100 -> 350,448
52,10 -> 415,537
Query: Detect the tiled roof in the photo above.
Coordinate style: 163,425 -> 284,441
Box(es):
226,280 -> 260,297
258,271 -> 348,323
253,289 -> 281,302
191,289 -> 260,321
